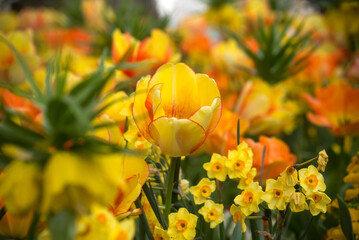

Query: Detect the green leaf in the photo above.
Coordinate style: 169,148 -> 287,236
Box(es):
44,97 -> 90,143
231,222 -> 243,240
337,194 -> 355,240
48,209 -> 76,240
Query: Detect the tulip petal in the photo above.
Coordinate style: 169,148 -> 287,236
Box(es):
133,75 -> 152,140
149,63 -> 201,119
190,97 -> 221,134
148,117 -> 206,157
195,74 -> 221,106
123,154 -> 149,186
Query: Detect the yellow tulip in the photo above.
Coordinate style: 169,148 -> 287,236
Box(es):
133,63 -> 222,157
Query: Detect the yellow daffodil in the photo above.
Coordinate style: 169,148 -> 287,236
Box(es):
278,166 -> 298,187
289,192 -> 309,212
234,182 -> 263,216
124,116 -> 152,154
132,63 -> 222,157
203,153 -> 228,181
168,208 -> 197,240
226,142 -> 253,179
306,191 -> 331,216
0,161 -> 41,215
230,204 -> 247,232
238,168 -> 257,190
189,178 -> 216,205
299,165 -> 326,194
262,179 -> 295,210
317,150 -> 328,172
154,226 -> 170,240
198,200 -> 224,229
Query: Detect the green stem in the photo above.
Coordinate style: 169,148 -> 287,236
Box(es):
143,183 -> 168,229
164,157 -> 181,222
293,156 -> 318,168
249,215 -> 260,240
246,216 -> 264,220
135,198 -> 154,240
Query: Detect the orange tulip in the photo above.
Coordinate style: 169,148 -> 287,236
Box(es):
112,29 -> 176,77
133,63 -> 222,157
302,81 -> 359,136
245,136 -> 296,180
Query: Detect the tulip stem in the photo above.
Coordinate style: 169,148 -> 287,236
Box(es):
164,157 -> 181,222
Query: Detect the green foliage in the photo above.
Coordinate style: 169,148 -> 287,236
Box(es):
337,194 -> 355,240
48,209 -> 76,240
203,0 -> 238,8
230,16 -> 315,84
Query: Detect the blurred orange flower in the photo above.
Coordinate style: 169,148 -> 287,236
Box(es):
41,28 -> 93,54
205,107 -> 249,155
302,81 -> 359,136
0,89 -> 40,120
112,29 -> 177,77
245,136 -> 296,180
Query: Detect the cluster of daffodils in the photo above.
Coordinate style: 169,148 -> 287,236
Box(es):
197,143 -> 332,233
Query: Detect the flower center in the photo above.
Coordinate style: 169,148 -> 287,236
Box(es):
313,194 -> 322,203
273,189 -> 283,198
234,160 -> 245,171
208,208 -> 218,221
243,191 -> 254,204
244,173 -> 254,185
176,220 -> 188,232
200,185 -> 212,198
96,213 -> 107,225
306,175 -> 318,188
212,162 -> 223,173
233,211 -> 243,224
154,235 -> 164,240
287,166 -> 295,175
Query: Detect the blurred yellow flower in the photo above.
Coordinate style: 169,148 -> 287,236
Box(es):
203,153 -> 228,181
289,192 -> 309,212
168,208 -> 197,240
189,178 -> 216,205
262,179 -> 295,210
133,63 -> 221,157
42,152 -> 124,214
278,166 -> 298,187
299,165 -> 326,194
234,182 -> 263,216
317,150 -> 328,172
0,161 -> 41,215
306,191 -> 331,216
230,204 -> 247,232
76,205 -> 135,240
198,200 -> 224,229
226,142 -> 253,179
